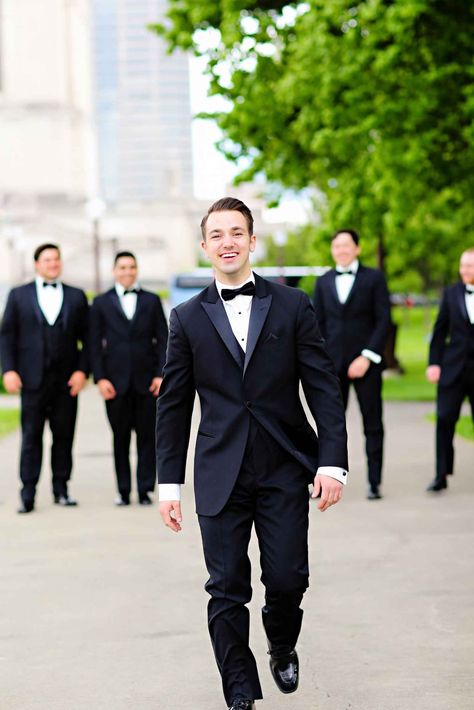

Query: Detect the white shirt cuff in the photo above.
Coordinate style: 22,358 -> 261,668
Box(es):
158,483 -> 181,501
361,348 -> 382,365
316,466 -> 348,485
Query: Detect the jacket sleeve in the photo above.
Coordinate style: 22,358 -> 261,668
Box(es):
0,289 -> 19,374
312,277 -> 327,339
89,297 -> 106,382
153,295 -> 169,376
296,292 -> 348,469
429,289 -> 450,366
365,270 -> 391,356
155,308 -> 195,485
76,291 -> 90,375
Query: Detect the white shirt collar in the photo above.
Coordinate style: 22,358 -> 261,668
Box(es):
336,259 -> 359,274
115,281 -> 140,297
215,272 -> 255,299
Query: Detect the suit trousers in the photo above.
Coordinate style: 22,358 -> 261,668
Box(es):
338,364 -> 384,489
105,388 -> 157,497
436,364 -> 474,478
198,421 -> 310,705
20,369 -> 78,503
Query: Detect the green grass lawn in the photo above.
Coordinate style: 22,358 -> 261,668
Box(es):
0,408 -> 19,438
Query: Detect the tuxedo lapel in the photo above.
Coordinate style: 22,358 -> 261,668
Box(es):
61,285 -> 70,328
109,289 -> 130,324
328,270 -> 341,306
28,282 -> 44,326
201,284 -> 243,370
455,282 -> 470,323
130,289 -> 144,327
244,278 -> 272,375
343,266 -> 363,308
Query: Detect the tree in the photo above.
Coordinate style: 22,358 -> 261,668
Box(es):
151,1 -> 474,289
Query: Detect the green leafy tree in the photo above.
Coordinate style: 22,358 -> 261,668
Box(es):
151,1 -> 474,289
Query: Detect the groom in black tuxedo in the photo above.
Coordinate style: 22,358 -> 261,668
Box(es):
426,247 -> 474,492
313,230 -> 391,499
90,251 -> 168,505
156,198 -> 348,710
0,243 -> 89,513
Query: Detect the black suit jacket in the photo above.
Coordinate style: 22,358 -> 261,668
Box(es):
0,282 -> 89,389
156,274 -> 348,516
313,264 -> 391,372
89,288 -> 168,395
429,282 -> 474,387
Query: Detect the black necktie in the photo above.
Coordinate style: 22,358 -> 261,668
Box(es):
221,282 -> 256,301
43,281 -> 58,288
123,288 -> 138,295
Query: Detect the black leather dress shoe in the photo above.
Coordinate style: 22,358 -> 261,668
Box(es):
426,476 -> 447,492
114,495 -> 130,506
139,493 -> 153,505
17,501 -> 34,514
367,486 -> 382,500
269,649 -> 299,694
228,700 -> 255,710
54,496 -> 78,506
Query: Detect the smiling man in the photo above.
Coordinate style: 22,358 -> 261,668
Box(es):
156,197 -> 348,710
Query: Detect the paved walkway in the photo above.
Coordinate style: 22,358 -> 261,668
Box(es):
0,386 -> 473,710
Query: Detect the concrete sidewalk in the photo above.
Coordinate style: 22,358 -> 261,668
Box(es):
0,386 -> 473,710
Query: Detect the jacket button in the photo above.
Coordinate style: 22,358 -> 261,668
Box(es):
246,401 -> 252,408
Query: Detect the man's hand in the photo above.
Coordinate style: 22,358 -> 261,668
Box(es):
149,377 -> 163,397
159,500 -> 182,532
311,474 -> 343,512
3,371 -> 22,394
98,378 -> 117,401
426,365 -> 441,384
347,355 -> 370,379
68,371 -> 86,397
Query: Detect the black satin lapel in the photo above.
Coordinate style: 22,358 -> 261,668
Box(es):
456,283 -> 470,322
110,290 -> 129,322
131,290 -> 144,326
243,294 -> 272,375
29,283 -> 44,325
201,300 -> 243,369
343,268 -> 361,307
329,271 -> 341,306
61,286 -> 70,328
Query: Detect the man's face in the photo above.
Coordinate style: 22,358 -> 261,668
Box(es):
459,251 -> 474,285
201,210 -> 256,284
331,232 -> 360,268
35,248 -> 62,281
114,256 -> 138,289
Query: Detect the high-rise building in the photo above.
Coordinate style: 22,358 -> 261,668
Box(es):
93,0 -> 193,203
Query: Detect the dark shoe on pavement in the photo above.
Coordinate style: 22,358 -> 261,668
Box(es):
269,649 -> 299,694
367,486 -> 382,500
54,496 -> 78,506
228,701 -> 255,710
426,476 -> 448,492
18,501 -> 34,514
139,493 -> 153,505
114,494 -> 130,506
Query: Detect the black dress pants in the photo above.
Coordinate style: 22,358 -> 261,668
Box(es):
338,364 -> 384,489
105,388 -> 157,498
20,370 -> 78,504
436,365 -> 474,478
198,422 -> 310,705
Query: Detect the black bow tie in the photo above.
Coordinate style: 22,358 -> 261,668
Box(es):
221,281 -> 256,301
43,281 -> 58,288
123,288 -> 138,295
336,269 -> 355,276
465,286 -> 474,296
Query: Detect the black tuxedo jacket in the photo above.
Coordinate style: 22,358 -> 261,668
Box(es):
89,288 -> 168,395
429,282 -> 474,387
156,274 -> 348,516
0,282 -> 89,389
313,264 -> 391,372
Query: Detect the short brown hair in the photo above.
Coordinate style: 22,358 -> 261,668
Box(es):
200,197 -> 254,239
34,243 -> 60,261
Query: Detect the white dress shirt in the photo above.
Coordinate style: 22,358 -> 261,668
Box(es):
35,276 -> 63,325
115,282 -> 139,320
159,272 -> 348,501
466,285 -> 474,324
335,259 -> 382,365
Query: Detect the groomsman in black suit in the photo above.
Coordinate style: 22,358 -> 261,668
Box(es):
313,229 -> 391,500
90,251 -> 168,506
156,198 -> 348,710
426,247 -> 474,492
0,243 -> 89,513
